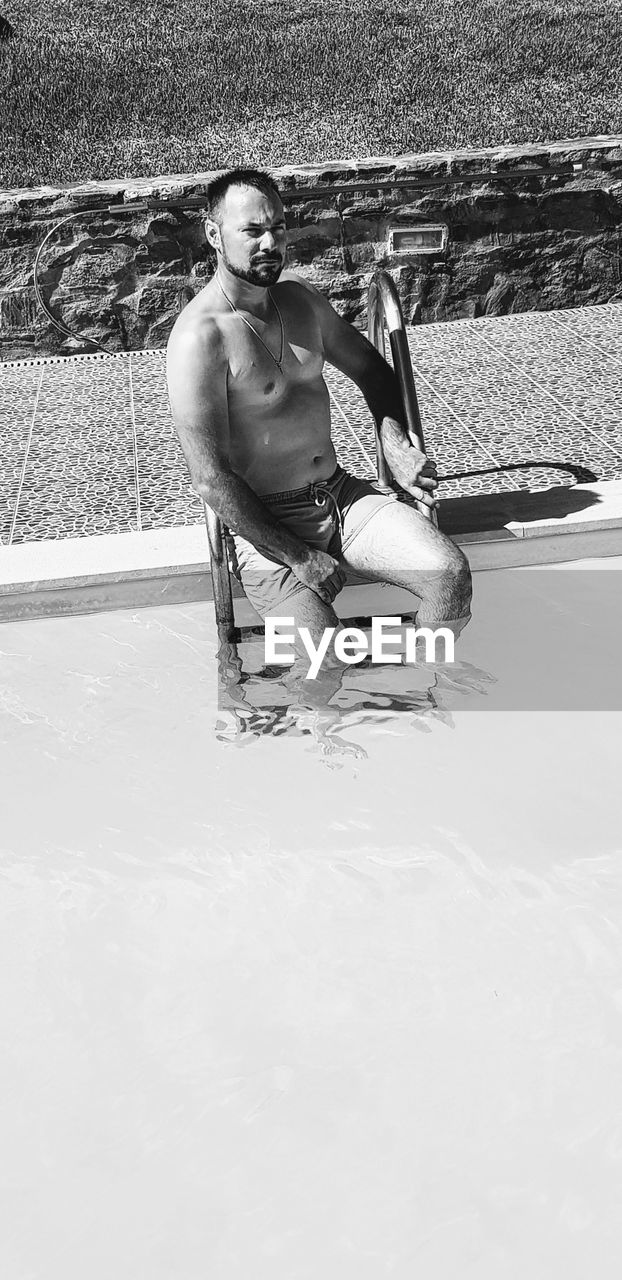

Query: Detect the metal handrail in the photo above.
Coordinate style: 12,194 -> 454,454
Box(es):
367,269 -> 438,525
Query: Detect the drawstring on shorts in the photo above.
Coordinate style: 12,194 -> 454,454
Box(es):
309,480 -> 344,537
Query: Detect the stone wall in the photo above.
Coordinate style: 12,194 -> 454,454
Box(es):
1,137 -> 622,362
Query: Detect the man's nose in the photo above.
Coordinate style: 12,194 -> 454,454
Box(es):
259,231 -> 278,253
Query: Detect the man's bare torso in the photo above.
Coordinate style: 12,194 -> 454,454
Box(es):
175,273 -> 337,495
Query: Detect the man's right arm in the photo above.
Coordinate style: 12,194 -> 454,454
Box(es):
166,319 -> 345,605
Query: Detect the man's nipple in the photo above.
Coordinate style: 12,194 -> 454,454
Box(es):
264,381 -> 275,395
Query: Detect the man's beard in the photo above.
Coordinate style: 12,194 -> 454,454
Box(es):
221,251 -> 284,288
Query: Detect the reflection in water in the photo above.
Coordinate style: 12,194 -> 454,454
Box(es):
215,631 -> 497,762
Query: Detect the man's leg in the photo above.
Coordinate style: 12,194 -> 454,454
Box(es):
235,555 -> 350,716
226,510 -> 367,754
272,585 -> 341,678
341,499 -> 472,633
264,587 -> 366,756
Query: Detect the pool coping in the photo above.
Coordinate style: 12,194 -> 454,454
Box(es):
3,479 -> 622,623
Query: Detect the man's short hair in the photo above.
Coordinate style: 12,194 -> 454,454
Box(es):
206,168 -> 283,224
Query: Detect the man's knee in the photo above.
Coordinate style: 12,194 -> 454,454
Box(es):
421,540 -> 472,613
444,543 -> 472,605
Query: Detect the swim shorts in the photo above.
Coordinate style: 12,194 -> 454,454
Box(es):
228,464 -> 399,618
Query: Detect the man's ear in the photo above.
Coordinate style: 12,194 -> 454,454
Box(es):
205,217 -> 221,252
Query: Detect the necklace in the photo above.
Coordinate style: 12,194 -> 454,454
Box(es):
216,276 -> 285,373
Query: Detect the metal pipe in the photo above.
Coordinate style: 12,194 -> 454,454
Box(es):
85,162 -> 589,215
32,209 -> 110,353
23,159 -> 587,223
367,269 -> 438,526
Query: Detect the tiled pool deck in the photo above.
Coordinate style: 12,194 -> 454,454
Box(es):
1,302 -> 622,616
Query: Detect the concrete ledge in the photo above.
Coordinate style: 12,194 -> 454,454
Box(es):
3,481 -> 622,623
0,572 -> 214,623
0,525 -> 208,587
515,479 -> 622,537
4,135 -> 621,209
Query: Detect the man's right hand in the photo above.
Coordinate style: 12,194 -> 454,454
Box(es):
290,549 -> 346,605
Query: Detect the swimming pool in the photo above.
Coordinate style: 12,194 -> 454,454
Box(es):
2,553 -> 622,1276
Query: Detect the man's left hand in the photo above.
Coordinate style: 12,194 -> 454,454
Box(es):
380,428 -> 440,510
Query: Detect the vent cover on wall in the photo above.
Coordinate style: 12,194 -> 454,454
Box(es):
388,224 -> 449,254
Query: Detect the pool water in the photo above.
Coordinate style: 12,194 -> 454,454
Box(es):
2,559 -> 622,1277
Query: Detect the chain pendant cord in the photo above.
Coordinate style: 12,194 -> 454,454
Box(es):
216,276 -> 285,372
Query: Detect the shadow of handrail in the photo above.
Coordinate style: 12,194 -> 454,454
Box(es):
440,460 -> 598,485
437,458 -> 605,534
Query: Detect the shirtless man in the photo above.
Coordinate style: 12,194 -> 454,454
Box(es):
166,167 -> 472,660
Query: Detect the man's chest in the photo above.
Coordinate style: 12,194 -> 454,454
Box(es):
226,329 -> 325,409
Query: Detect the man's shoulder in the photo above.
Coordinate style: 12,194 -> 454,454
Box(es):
167,284 -> 228,364
275,271 -> 327,306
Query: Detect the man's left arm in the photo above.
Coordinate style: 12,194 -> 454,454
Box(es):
300,279 -> 439,510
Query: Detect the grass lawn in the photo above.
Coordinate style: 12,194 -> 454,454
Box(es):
1,0 -> 622,189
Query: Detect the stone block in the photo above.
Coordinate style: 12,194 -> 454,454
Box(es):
0,220 -> 41,249
0,288 -> 37,334
287,219 -> 343,246
190,259 -> 214,281
484,275 -> 516,315
536,188 -> 610,232
0,246 -> 37,289
0,336 -> 36,357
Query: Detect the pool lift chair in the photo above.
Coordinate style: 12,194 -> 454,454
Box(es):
203,269 -> 436,647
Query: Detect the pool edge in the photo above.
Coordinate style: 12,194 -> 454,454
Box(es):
3,481 -> 622,623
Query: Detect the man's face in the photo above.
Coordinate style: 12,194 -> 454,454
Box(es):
211,185 -> 287,287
